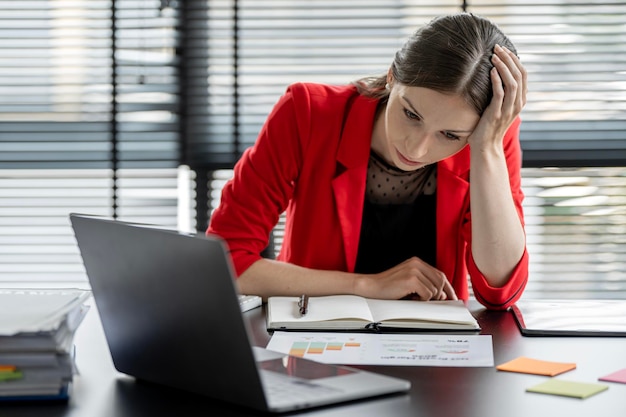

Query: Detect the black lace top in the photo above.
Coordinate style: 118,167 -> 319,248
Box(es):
354,152 -> 437,273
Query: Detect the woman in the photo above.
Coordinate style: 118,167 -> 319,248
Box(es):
207,13 -> 528,310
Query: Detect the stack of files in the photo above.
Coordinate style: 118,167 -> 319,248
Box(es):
0,288 -> 91,401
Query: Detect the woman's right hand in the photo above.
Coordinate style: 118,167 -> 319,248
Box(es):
355,257 -> 458,301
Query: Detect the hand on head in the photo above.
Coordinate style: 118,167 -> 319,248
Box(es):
468,44 -> 528,149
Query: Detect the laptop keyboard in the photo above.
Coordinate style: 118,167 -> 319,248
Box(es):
238,294 -> 261,312
260,370 -> 341,407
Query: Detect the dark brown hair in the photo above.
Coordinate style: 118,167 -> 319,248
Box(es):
354,13 -> 517,115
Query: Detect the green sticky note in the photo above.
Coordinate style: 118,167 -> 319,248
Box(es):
0,369 -> 23,382
527,379 -> 608,399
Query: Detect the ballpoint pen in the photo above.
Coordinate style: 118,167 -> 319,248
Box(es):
298,294 -> 309,316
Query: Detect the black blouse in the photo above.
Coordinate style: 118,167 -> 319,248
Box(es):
354,193 -> 437,274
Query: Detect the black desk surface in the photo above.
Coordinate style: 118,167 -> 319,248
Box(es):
3,300 -> 625,416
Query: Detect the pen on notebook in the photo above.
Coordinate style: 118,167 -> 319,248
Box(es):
298,294 -> 309,316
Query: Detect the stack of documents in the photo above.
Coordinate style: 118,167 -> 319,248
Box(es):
0,288 -> 91,401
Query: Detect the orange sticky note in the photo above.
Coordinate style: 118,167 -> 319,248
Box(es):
0,364 -> 17,372
496,356 -> 576,376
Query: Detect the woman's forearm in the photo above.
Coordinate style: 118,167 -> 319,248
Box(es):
236,255 -> 458,302
236,258 -> 359,301
469,144 -> 526,287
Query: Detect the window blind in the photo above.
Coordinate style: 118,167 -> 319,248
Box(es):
0,0 -> 189,286
185,0 -> 626,171
470,0 -> 626,166
522,166 -> 626,299
1,0 -> 625,297
192,1 -> 626,300
183,0 -> 461,171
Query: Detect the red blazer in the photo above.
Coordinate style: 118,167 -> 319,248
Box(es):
208,83 -> 529,310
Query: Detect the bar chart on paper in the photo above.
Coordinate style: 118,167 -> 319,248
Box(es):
288,339 -> 362,357
267,332 -> 494,366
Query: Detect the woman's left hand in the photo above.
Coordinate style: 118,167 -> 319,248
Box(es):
468,44 -> 527,149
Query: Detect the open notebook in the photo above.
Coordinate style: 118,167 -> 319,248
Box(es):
267,295 -> 480,332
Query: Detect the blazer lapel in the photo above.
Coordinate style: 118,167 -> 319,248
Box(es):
436,147 -> 471,283
331,95 -> 378,272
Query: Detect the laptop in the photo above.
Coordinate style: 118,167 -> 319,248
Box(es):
69,214 -> 410,413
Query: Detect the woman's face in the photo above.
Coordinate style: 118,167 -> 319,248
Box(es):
372,83 -> 480,171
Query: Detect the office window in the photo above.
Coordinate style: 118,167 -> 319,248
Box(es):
470,0 -> 626,166
186,0 -> 626,175
194,1 -> 626,300
184,0 -> 460,173
522,167 -> 626,299
1,1 -> 625,298
0,0 -> 193,287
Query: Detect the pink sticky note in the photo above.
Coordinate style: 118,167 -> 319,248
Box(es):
599,368 -> 626,384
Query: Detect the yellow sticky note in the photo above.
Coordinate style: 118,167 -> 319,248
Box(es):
496,356 -> 576,376
527,379 -> 608,399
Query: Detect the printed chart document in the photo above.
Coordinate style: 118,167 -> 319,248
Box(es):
266,331 -> 494,367
267,295 -> 480,332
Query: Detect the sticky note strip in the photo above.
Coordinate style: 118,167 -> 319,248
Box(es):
496,356 -> 576,376
527,379 -> 608,399
599,368 -> 626,384
0,369 -> 23,382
